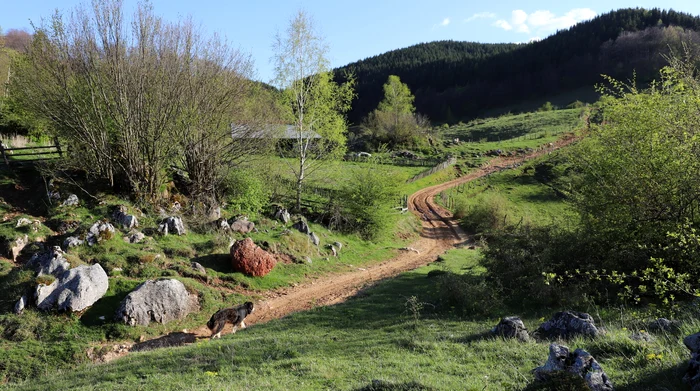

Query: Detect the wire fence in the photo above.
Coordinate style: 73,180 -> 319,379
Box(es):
406,157 -> 457,183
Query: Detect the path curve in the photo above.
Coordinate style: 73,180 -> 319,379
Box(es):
200,134 -> 580,335
99,135 -> 579,360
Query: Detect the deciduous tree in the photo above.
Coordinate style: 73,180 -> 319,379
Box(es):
10,0 -> 263,202
272,10 -> 354,211
364,75 -> 427,148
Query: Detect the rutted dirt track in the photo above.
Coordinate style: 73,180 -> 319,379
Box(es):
232,135 -> 580,331
114,136 -> 579,354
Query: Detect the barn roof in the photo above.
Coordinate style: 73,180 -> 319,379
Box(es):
231,124 -> 321,139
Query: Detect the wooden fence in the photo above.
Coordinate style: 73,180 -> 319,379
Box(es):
344,155 -> 441,167
406,157 -> 457,183
0,139 -> 63,168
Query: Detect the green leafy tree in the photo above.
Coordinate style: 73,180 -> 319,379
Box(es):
571,51 -> 700,274
378,75 -> 415,119
272,10 -> 354,211
364,75 -> 427,148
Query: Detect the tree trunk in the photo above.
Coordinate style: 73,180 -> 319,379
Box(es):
296,160 -> 305,212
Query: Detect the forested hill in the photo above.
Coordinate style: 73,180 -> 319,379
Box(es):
335,8 -> 700,124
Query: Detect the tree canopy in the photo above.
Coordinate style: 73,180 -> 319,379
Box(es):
272,10 -> 354,211
9,0 -> 267,202
335,8 -> 700,124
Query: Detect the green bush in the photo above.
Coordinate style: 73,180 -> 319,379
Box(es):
436,272 -> 503,317
481,224 -> 594,308
457,193 -> 508,235
337,162 -> 400,241
221,169 -> 270,215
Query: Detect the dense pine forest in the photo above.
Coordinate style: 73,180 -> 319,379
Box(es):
336,8 -> 700,123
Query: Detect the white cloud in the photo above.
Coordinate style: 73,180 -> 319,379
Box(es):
465,12 -> 496,22
441,18 -> 451,27
493,20 -> 513,31
492,8 -> 597,35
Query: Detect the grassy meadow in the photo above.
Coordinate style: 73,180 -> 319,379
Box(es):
4,248 -> 693,391
6,107 -> 688,390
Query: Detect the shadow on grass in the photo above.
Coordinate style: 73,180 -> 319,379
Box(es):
616,361 -> 688,391
81,277 -> 140,327
519,361 -> 688,391
354,380 -> 436,391
452,330 -> 495,344
192,253 -> 234,274
522,188 -> 563,204
269,271 -> 469,333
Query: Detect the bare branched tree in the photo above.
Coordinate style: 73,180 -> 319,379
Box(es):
10,0 -> 267,202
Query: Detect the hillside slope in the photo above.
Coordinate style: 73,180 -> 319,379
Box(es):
336,8 -> 700,123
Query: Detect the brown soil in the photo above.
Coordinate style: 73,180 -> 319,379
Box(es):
101,135 -> 578,359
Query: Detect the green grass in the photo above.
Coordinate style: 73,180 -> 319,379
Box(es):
0,160 -> 427,384
444,109 -> 583,143
440,153 -> 576,235
5,247 -> 692,391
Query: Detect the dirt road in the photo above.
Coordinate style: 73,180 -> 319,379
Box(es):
119,136 -> 578,353
88,136 -> 580,362
239,135 -> 579,329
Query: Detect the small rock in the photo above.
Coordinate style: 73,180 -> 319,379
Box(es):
123,231 -> 146,244
630,331 -> 655,342
7,234 -> 29,261
56,220 -> 80,235
304,256 -> 312,264
14,295 -> 27,315
63,236 -> 85,249
492,316 -> 530,341
86,221 -> 116,246
208,206 -> 221,221
399,247 -> 420,254
28,246 -> 70,277
685,332 -> 700,354
16,218 -> 32,228
535,311 -> 600,340
534,343 -> 613,391
333,242 -> 343,251
647,318 -> 680,334
330,245 -> 337,257
292,220 -> 310,235
684,332 -> 700,389
61,194 -> 79,207
112,205 -> 138,230
309,232 -> 320,246
274,207 -> 291,224
229,219 -> 255,234
158,216 -> 186,236
191,262 -> 206,274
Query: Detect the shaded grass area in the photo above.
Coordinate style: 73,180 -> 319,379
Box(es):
6,249 -> 693,391
442,153 -> 577,235
443,109 -> 583,143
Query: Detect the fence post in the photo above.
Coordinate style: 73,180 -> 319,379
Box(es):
0,141 -> 9,167
54,137 -> 63,157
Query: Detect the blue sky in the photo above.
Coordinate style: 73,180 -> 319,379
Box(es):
2,0 -> 700,82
